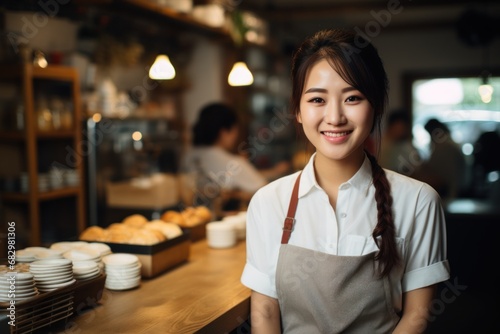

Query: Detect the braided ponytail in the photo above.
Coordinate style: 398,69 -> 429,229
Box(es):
365,151 -> 401,277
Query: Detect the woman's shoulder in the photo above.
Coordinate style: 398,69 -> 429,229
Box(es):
384,169 -> 441,203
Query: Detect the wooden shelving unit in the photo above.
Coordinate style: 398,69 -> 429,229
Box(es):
0,63 -> 86,246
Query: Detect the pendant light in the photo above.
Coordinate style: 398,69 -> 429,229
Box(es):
477,44 -> 494,104
227,10 -> 253,87
149,54 -> 176,80
228,61 -> 253,86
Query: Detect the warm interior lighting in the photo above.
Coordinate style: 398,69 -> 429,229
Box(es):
92,113 -> 102,123
132,131 -> 142,141
149,55 -> 176,80
33,51 -> 48,68
478,83 -> 493,103
228,61 -> 253,86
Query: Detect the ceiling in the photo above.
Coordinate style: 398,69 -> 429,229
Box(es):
238,0 -> 500,48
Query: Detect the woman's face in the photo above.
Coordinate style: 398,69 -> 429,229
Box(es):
297,59 -> 374,163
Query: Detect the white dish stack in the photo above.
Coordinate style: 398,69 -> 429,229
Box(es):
72,260 -> 101,281
206,211 -> 247,249
222,212 -> 247,241
29,259 -> 75,293
206,221 -> 237,249
102,253 -> 141,291
0,271 -> 39,302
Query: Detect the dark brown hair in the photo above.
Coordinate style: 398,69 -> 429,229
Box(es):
290,29 -> 399,276
192,103 -> 238,146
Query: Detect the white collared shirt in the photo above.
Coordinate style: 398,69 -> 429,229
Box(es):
241,153 -> 450,312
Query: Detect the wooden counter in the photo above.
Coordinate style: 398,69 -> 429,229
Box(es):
58,240 -> 250,333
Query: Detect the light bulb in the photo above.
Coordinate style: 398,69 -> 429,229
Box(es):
228,61 -> 253,86
149,55 -> 176,80
478,84 -> 493,104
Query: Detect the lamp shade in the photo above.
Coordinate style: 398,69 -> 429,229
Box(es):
149,55 -> 176,80
228,61 -> 253,86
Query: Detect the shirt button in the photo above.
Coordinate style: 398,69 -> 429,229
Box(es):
340,184 -> 350,190
340,213 -> 347,218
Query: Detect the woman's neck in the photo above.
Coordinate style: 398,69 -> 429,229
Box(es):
313,151 -> 365,194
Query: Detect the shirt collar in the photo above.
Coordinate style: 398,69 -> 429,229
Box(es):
299,152 -> 373,198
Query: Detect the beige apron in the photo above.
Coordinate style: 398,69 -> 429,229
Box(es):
275,173 -> 400,333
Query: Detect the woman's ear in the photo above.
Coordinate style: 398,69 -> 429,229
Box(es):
296,111 -> 302,124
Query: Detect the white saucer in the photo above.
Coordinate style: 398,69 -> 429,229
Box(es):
102,254 -> 139,267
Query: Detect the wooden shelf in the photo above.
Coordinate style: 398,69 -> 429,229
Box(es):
0,64 -> 78,82
0,131 -> 25,141
0,63 -> 86,246
1,187 -> 82,202
0,130 -> 76,140
124,0 -> 230,37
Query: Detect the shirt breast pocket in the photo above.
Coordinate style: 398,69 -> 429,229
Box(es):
342,235 -> 406,258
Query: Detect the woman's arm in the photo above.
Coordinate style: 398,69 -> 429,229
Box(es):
250,291 -> 281,333
393,285 -> 437,334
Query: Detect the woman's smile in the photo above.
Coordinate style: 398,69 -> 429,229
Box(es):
298,58 -> 374,163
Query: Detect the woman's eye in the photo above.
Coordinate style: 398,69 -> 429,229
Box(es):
345,96 -> 362,103
308,97 -> 324,103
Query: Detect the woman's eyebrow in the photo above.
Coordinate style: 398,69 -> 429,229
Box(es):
304,87 -> 327,94
304,86 -> 357,94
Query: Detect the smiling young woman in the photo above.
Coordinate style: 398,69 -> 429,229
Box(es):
241,28 -> 450,333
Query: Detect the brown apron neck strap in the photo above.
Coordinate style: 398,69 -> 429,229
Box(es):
281,172 -> 302,244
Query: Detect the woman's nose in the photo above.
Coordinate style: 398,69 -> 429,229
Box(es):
324,102 -> 347,125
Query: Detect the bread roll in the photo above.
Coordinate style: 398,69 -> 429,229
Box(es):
105,228 -> 134,243
161,210 -> 185,226
128,229 -> 165,245
194,206 -> 212,223
107,222 -> 130,231
79,226 -> 106,241
145,220 -> 183,239
122,214 -> 148,228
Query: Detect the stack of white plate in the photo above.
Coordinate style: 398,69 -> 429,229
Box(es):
72,260 -> 101,281
63,248 -> 101,263
29,259 -> 75,293
102,254 -> 141,291
82,243 -> 112,258
222,212 -> 247,240
0,271 -> 39,302
15,249 -> 37,263
50,241 -> 89,253
34,249 -> 64,260
206,221 -> 237,249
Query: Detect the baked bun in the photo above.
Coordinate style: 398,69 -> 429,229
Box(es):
107,222 -> 130,231
161,210 -> 185,226
80,213 -> 183,245
105,228 -> 134,243
122,214 -> 148,228
128,229 -> 166,245
194,206 -> 212,222
80,226 -> 106,241
145,220 -> 183,239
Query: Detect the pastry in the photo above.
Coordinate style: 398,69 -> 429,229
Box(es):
145,220 -> 183,239
122,214 -> 148,228
79,226 -> 106,241
161,210 -> 185,226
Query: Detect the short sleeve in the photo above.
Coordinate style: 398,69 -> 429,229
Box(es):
402,184 -> 450,292
240,190 -> 279,298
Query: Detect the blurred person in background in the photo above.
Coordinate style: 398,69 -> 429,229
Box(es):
414,118 -> 466,201
379,109 -> 421,176
181,102 -> 290,211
